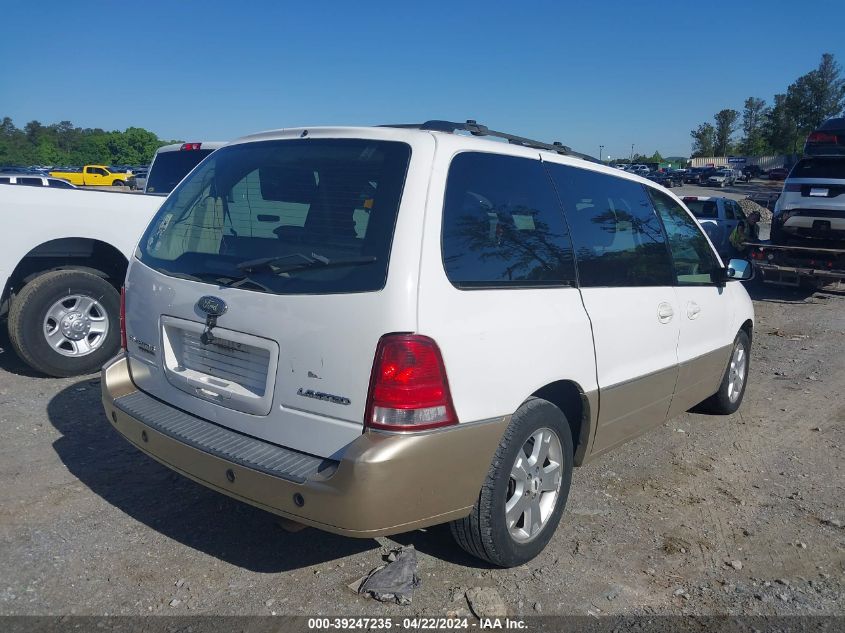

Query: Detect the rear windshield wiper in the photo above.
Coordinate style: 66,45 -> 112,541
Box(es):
236,253 -> 377,274
236,253 -> 318,272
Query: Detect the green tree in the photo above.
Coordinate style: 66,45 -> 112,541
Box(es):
0,117 -> 170,167
740,97 -> 769,156
764,93 -> 801,154
690,122 -> 716,158
786,53 -> 845,140
647,150 -> 664,163
714,109 -> 739,156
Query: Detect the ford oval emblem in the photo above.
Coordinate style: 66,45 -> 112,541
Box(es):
196,296 -> 227,317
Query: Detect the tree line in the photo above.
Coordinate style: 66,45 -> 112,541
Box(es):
690,53 -> 845,158
0,117 -> 175,167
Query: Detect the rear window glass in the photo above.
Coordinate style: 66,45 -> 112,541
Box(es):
138,139 -> 411,295
48,178 -> 74,189
685,200 -> 718,218
145,149 -> 215,194
788,158 -> 845,180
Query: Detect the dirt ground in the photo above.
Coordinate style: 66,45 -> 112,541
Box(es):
0,281 -> 843,618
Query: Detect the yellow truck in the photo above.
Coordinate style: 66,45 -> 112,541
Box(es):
48,165 -> 130,187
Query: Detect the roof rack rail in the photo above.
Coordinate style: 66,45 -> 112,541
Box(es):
381,120 -> 599,163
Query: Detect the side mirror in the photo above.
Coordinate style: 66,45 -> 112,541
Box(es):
725,258 -> 754,281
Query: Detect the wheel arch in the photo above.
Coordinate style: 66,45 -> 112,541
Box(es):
740,318 -> 753,343
2,238 -> 128,313
529,379 -> 594,467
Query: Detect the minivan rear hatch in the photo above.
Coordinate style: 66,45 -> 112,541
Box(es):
125,136 -> 416,458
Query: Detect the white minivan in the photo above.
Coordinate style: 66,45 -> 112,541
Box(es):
102,121 -> 754,567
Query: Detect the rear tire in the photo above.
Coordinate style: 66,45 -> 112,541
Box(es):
450,397 -> 573,567
699,330 -> 750,415
7,270 -> 120,377
112,180 -> 124,187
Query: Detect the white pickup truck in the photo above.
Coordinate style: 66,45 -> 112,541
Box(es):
0,186 -> 162,376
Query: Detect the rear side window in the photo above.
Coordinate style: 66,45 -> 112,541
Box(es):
545,164 -> 673,287
441,152 -> 575,288
139,139 -> 411,295
685,200 -> 718,218
788,158 -> 845,180
48,179 -> 74,189
19,177 -> 44,186
0,177 -> 11,184
146,149 -> 215,194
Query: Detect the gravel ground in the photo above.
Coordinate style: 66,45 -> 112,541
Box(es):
0,282 -> 843,618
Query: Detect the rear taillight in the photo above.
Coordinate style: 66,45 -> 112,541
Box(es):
119,286 -> 127,350
784,183 -> 801,192
365,334 -> 458,432
180,142 -> 202,151
807,132 -> 837,144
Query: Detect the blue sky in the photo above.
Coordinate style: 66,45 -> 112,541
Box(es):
2,0 -> 844,158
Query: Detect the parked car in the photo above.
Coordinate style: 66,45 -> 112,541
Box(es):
49,165 -> 130,187
707,168 -> 735,188
0,186 -> 162,376
0,173 -> 77,189
103,120 -> 755,568
682,196 -> 748,256
645,170 -> 683,188
144,141 -> 227,195
131,170 -> 148,190
741,165 -> 762,181
771,156 -> 845,244
629,164 -> 650,176
803,117 -> 845,157
684,167 -> 718,185
767,167 -> 789,181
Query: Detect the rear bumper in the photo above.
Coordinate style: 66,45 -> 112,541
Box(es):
101,354 -> 509,537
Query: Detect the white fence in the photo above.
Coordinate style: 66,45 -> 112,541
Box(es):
689,155 -> 788,170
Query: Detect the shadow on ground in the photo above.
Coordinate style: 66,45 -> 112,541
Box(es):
47,379 -> 380,573
46,379 -> 488,572
0,328 -> 43,377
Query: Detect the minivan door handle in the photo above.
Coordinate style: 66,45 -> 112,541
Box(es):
657,301 -> 674,324
687,301 -> 701,320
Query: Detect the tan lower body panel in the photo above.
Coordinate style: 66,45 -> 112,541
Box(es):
667,344 -> 733,417
588,365 -> 677,458
101,355 -> 509,537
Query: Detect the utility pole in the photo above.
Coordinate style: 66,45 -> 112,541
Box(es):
599,145 -> 604,163
630,144 -> 635,162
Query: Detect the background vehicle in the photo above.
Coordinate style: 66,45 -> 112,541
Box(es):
48,165 -> 129,187
144,141 -> 226,195
804,117 -> 845,156
0,173 -> 77,189
771,157 -> 845,244
767,167 -> 789,181
0,186 -> 162,376
707,168 -> 735,188
645,170 -> 683,188
684,166 -> 718,184
131,169 -> 148,190
742,165 -> 762,181
682,196 -> 748,256
104,120 -> 754,568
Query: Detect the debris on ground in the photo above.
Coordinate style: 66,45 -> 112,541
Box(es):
465,586 -> 508,618
356,546 -> 420,605
739,197 -> 773,223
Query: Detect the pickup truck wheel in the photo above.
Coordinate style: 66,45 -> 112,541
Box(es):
699,330 -> 750,415
449,397 -> 573,567
7,270 -> 120,377
112,180 -> 125,187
